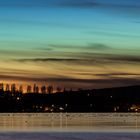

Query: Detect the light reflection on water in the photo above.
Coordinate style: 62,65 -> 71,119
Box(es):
0,113 -> 140,132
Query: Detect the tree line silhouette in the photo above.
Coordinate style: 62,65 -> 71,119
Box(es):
0,83 -> 139,112
0,83 -> 64,94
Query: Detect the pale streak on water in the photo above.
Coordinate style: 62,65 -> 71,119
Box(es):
0,113 -> 140,140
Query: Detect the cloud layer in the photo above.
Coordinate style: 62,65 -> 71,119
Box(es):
0,0 -> 140,90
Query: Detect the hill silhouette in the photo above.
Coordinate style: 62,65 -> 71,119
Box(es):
0,85 -> 140,112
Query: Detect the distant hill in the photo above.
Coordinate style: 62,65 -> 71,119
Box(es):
0,85 -> 140,112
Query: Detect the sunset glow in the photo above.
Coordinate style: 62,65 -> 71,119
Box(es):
0,0 -> 140,90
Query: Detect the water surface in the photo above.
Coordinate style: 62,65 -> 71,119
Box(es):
0,113 -> 140,140
0,113 -> 140,132
0,132 -> 140,140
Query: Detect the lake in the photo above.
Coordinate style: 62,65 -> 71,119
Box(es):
0,113 -> 140,140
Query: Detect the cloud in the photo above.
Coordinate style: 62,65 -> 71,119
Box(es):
38,48 -> 53,51
110,55 -> 140,63
77,72 -> 140,77
13,41 -> 140,65
1,0 -> 139,10
14,54 -> 140,65
48,43 -> 112,51
86,44 -> 111,50
55,0 -> 140,9
0,74 -> 139,89
54,0 -> 140,18
135,21 -> 140,24
48,43 -> 140,54
15,58 -> 80,63
95,73 -> 140,77
42,43 -> 140,63
56,0 -> 99,8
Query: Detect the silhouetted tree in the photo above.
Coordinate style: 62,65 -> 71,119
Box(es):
70,88 -> 73,92
27,85 -> 32,93
47,85 -> 53,94
0,83 -> 4,92
56,87 -> 62,93
41,85 -> 46,94
19,85 -> 23,93
35,86 -> 39,93
78,88 -> 83,91
33,84 -> 36,93
33,84 -> 39,93
5,84 -> 10,92
11,84 -> 16,93
63,88 -> 66,92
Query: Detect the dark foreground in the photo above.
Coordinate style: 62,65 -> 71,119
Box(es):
0,132 -> 140,140
0,85 -> 140,112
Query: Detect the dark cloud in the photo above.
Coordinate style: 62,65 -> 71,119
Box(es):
84,53 -> 140,64
54,0 -> 140,18
48,77 -> 140,86
95,73 -> 140,77
12,42 -> 140,64
86,44 -> 111,50
1,0 -> 139,10
57,0 -> 99,8
0,74 -> 139,89
55,0 -> 140,9
0,74 -> 139,84
135,21 -> 140,24
15,58 -> 80,63
110,55 -> 140,63
14,53 -> 140,64
36,47 -> 53,51
95,55 -> 140,64
77,72 -> 140,77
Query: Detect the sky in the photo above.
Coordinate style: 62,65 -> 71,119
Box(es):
0,0 -> 140,91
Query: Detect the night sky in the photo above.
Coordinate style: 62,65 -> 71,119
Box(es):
0,0 -> 140,90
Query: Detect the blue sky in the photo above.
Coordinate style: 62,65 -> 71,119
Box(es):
0,0 -> 140,50
0,0 -> 140,90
